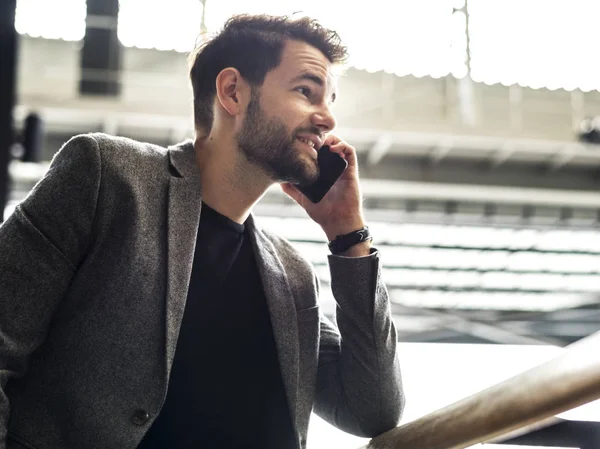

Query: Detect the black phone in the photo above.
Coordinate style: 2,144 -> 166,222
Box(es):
296,145 -> 348,203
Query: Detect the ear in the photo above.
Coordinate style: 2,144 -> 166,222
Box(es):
215,68 -> 250,117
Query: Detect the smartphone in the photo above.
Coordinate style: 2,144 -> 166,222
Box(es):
296,145 -> 348,203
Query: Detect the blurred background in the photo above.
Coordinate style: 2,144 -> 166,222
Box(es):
2,0 -> 600,448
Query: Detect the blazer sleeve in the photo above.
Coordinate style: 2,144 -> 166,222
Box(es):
313,249 -> 405,438
0,134 -> 101,445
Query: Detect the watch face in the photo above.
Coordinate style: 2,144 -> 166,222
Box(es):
329,228 -> 371,254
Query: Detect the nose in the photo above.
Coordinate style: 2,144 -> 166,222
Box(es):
312,103 -> 336,134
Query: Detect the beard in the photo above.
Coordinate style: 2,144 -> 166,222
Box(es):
236,90 -> 320,186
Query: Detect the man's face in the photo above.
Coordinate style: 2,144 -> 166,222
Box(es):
236,40 -> 338,185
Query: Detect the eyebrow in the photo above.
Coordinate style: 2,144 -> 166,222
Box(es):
292,71 -> 337,103
292,71 -> 325,86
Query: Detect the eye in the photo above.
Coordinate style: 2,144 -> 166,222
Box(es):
296,87 -> 312,98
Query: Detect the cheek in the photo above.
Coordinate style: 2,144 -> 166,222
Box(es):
275,98 -> 300,118
286,104 -> 312,130
264,93 -> 310,131
277,109 -> 303,134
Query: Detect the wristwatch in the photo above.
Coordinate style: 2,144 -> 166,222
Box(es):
328,226 -> 372,254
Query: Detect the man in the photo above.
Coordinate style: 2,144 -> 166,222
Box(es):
0,14 -> 404,449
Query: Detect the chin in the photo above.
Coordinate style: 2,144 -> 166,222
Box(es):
269,152 -> 319,185
275,164 -> 317,186
296,157 -> 319,184
296,167 -> 319,186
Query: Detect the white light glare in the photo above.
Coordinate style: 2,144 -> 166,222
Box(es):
118,0 -> 203,52
16,0 -> 86,41
469,0 -> 600,92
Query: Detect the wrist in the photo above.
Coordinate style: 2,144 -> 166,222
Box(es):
327,225 -> 372,256
322,218 -> 366,242
335,240 -> 372,257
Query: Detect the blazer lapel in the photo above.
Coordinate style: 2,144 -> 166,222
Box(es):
247,216 -> 300,426
165,141 -> 203,379
162,143 -> 301,428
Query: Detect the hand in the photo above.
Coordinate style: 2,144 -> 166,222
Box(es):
281,135 -> 366,242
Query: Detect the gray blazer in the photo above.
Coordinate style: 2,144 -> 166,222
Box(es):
0,133 -> 404,449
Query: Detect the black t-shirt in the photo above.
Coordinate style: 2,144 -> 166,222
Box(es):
138,203 -> 297,449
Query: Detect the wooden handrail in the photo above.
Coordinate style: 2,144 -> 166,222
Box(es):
363,330 -> 600,449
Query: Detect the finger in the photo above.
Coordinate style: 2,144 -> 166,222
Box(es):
323,134 -> 341,147
326,142 -> 348,156
330,142 -> 358,166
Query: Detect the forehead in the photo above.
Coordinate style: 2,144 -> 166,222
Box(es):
269,40 -> 337,93
278,40 -> 331,74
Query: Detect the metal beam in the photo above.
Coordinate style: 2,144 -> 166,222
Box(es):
355,178 -> 600,208
497,305 -> 600,323
367,134 -> 393,166
571,89 -> 586,132
547,144 -> 579,173
79,0 -> 121,96
12,104 -> 600,162
398,328 -> 479,343
508,85 -> 523,132
502,320 -> 600,339
488,141 -> 515,169
395,305 -> 563,346
427,139 -> 454,165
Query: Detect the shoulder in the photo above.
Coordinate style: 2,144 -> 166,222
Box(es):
87,133 -> 168,162
258,225 -> 321,308
259,225 -> 317,279
57,133 -> 171,180
55,133 -> 168,163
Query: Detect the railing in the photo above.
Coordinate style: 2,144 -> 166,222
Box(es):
362,329 -> 600,449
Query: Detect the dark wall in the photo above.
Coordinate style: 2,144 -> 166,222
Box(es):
0,0 -> 17,221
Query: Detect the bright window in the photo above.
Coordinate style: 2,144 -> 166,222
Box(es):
14,0 -> 600,92
469,0 -> 600,91
15,0 -> 86,41
118,0 -> 461,78
117,0 -> 203,52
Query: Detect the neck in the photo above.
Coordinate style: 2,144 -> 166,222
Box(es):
193,133 -> 272,225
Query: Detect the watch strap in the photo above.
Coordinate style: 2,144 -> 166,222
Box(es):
328,226 -> 372,254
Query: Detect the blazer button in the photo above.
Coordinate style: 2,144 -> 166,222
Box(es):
132,409 -> 150,426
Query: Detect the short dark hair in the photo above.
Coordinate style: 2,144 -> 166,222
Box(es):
189,14 -> 348,133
